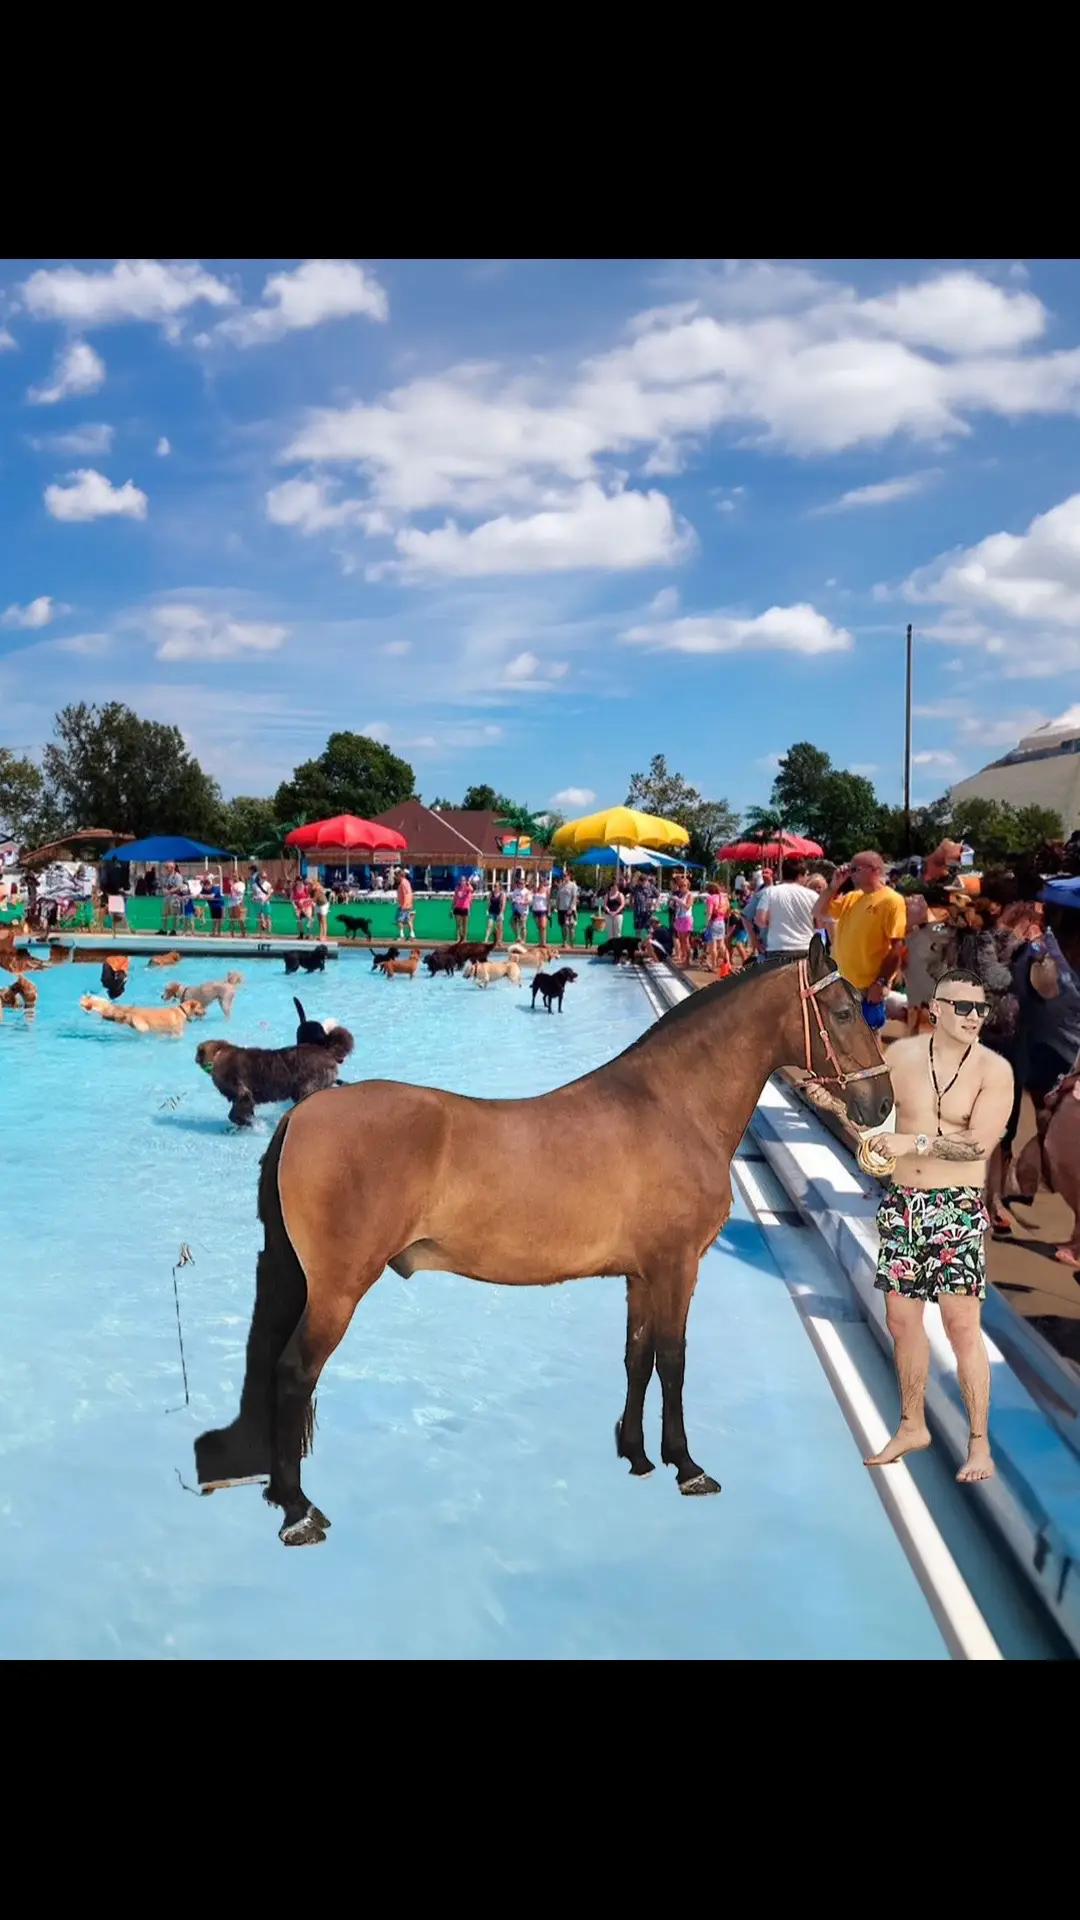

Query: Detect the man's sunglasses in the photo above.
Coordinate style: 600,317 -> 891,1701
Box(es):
935,998 -> 990,1019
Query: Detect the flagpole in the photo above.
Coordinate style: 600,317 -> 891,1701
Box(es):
903,622 -> 913,857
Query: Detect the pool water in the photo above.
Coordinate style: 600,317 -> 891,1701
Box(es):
0,953 -> 949,1659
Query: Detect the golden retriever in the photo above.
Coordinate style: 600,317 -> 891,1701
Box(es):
376,948 -> 421,977
469,958 -> 523,988
506,944 -> 553,970
162,970 -> 243,1014
146,950 -> 183,969
80,993 -> 205,1035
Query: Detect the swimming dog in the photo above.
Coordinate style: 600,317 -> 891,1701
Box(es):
162,971 -> 243,1015
196,1028 -> 354,1128
283,943 -> 328,975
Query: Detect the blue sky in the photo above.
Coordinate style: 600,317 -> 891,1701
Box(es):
2,256 -> 1080,820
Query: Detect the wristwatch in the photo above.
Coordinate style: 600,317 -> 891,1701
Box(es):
915,1133 -> 930,1156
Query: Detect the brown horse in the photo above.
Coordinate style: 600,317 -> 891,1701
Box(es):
195,936 -> 894,1545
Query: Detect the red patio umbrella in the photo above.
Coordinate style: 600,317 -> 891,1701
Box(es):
715,832 -> 824,863
285,815 -> 408,856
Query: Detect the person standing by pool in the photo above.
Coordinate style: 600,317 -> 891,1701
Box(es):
249,866 -> 273,935
701,880 -> 729,973
754,857 -> 817,954
395,867 -> 415,940
673,878 -> 696,966
531,871 -> 550,948
813,851 -> 906,1029
510,873 -> 532,943
161,862 -> 186,934
630,873 -> 657,939
603,878 -> 626,943
309,875 -> 329,943
861,969 -> 1014,1485
555,870 -> 579,949
452,873 -> 475,942
485,877 -> 507,946
291,875 -> 312,938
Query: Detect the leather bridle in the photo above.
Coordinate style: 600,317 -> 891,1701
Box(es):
797,958 -> 891,1091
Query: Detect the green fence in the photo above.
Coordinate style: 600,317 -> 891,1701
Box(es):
2,895 -> 709,944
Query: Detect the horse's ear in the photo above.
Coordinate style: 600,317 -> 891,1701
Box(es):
808,932 -> 831,982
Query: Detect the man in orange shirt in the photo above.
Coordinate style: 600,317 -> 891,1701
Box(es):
813,850 -> 907,1030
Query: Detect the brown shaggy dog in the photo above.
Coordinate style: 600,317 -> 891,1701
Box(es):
376,948 -> 421,977
147,951 -> 183,969
162,970 -> 243,1014
195,1028 -> 354,1128
80,993 -> 206,1035
0,975 -> 37,1017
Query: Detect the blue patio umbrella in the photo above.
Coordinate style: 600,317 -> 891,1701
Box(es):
1040,876 -> 1080,906
107,835 -> 234,864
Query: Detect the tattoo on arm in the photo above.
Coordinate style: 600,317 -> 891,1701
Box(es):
929,1135 -> 983,1161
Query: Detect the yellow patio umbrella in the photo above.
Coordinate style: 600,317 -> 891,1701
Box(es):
550,806 -> 690,857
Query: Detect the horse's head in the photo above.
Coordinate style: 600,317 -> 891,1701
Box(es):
797,935 -> 895,1130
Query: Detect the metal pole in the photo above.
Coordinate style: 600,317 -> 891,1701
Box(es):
903,622 -> 913,856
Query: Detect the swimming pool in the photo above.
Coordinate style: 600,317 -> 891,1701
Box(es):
1,953 -> 955,1659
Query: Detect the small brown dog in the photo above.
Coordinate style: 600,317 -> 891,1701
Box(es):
162,970 -> 243,1014
0,975 -> 37,1017
376,948 -> 421,977
147,951 -> 183,969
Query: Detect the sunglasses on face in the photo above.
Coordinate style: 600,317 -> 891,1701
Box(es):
935,998 -> 990,1019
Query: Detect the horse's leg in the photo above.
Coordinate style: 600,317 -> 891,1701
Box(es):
266,1270 -> 380,1546
649,1260 -> 721,1496
615,1272 -> 656,1476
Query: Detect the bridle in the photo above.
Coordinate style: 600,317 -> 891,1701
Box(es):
797,958 -> 891,1091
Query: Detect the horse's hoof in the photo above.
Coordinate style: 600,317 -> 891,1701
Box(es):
279,1513 -> 327,1547
628,1460 -> 655,1478
200,1475 -> 268,1495
307,1505 -> 331,1529
679,1471 -> 721,1496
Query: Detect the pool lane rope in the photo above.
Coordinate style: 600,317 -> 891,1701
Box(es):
167,1242 -> 194,1413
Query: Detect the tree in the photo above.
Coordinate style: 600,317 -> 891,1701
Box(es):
40,702 -> 223,840
743,805 -> 783,845
428,795 -> 457,811
1012,803 -> 1065,849
625,753 -> 739,869
274,731 -> 415,825
461,784 -> 510,813
217,795 -> 279,856
874,798 -> 952,860
0,748 -> 49,845
814,771 -> 881,862
771,743 -> 832,833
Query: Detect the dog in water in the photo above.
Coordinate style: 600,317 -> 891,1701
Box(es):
531,966 -> 578,1013
376,948 -> 421,977
506,944 -> 553,971
196,1028 -> 354,1128
424,947 -> 466,976
283,943 -> 328,975
146,951 -> 182,969
371,945 -> 401,970
0,975 -> 37,1017
81,993 -> 206,1035
337,913 -> 373,939
468,958 -> 522,988
595,936 -> 641,964
292,998 -> 344,1047
162,970 -> 243,1015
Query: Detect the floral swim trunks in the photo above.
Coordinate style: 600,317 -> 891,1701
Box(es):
875,1184 -> 990,1303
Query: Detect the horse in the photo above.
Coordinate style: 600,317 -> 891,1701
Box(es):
194,935 -> 893,1546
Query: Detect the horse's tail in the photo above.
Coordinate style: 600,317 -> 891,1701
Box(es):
194,1111 -> 313,1488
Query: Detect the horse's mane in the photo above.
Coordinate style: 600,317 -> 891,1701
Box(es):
618,949 -> 806,1061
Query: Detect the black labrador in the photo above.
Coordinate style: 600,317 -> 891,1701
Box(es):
531,966 -> 578,1012
283,943 -> 328,975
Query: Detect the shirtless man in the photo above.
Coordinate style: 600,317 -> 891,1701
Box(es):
862,967 -> 1015,1485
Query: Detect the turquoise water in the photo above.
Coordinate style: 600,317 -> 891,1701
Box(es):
0,954 -> 949,1659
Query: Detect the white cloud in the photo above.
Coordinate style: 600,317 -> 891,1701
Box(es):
549,786 -> 596,809
858,270 -> 1046,354
912,749 -> 959,766
156,436 -> 171,457
265,476 -> 387,536
147,604 -> 289,662
849,762 -> 880,774
55,632 -> 110,656
29,422 -> 114,455
359,718 -> 391,741
28,340 -> 105,405
903,489 -> 1080,677
500,650 -> 569,691
19,259 -> 235,328
44,468 -> 147,522
956,711 -> 1048,748
1,595 -> 69,630
384,484 -> 691,578
756,752 -> 782,770
650,586 -> 680,615
0,328 -> 15,350
622,601 -> 853,657
816,470 -> 939,513
380,640 -> 411,656
215,259 -> 387,346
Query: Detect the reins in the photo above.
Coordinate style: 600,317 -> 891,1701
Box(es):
797,958 -> 891,1090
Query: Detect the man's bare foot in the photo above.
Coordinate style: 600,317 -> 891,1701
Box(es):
956,1437 -> 995,1484
1053,1245 -> 1080,1267
864,1423 -> 931,1468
